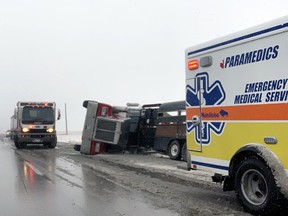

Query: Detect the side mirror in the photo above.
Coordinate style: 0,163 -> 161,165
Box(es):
57,109 -> 61,120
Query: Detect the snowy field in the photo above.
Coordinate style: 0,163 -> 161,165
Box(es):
57,131 -> 82,144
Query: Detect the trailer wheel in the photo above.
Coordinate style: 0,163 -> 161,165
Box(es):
181,143 -> 187,162
234,157 -> 280,215
168,140 -> 181,160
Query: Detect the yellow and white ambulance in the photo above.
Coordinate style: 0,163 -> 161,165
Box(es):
185,16 -> 288,215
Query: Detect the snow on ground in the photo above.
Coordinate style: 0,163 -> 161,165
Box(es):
57,131 -> 82,144
56,131 -> 214,184
0,131 -> 216,185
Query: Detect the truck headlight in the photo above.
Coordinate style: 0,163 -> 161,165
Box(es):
22,128 -> 29,133
47,128 -> 54,133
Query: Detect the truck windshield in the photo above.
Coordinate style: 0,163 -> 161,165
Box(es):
22,107 -> 55,124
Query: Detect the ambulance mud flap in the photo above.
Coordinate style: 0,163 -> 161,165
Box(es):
212,173 -> 225,183
211,173 -> 233,191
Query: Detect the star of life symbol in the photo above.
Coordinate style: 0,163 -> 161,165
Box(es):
186,72 -> 226,145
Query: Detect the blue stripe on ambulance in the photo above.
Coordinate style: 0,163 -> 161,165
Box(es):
192,161 -> 229,171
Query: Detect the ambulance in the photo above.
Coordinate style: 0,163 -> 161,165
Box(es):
185,16 -> 288,214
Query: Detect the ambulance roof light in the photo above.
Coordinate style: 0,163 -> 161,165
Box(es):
188,59 -> 199,70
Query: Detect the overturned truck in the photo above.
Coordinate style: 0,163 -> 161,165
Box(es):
77,100 -> 130,155
76,100 -> 186,160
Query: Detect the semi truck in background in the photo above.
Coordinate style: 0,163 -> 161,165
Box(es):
10,102 -> 61,149
77,100 -> 186,160
185,16 -> 288,214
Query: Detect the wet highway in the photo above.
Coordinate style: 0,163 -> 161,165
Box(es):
0,134 -> 253,216
0,136 -> 177,216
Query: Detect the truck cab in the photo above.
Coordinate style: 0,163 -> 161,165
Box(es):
11,102 -> 60,149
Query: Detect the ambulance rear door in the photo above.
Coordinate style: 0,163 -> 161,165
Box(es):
186,75 -> 204,152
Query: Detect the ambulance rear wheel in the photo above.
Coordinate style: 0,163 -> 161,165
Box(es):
168,140 -> 181,160
234,157 -> 280,215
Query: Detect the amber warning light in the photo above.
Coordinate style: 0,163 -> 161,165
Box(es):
188,59 -> 199,70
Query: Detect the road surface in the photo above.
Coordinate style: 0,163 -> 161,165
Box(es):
0,135 -> 251,216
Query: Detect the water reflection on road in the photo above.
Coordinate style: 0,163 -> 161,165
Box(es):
0,138 -> 177,216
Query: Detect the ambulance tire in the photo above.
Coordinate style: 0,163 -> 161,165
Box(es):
234,157 -> 281,215
181,143 -> 187,162
168,140 -> 181,160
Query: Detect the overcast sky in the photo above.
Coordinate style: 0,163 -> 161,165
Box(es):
1,0 -> 288,133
